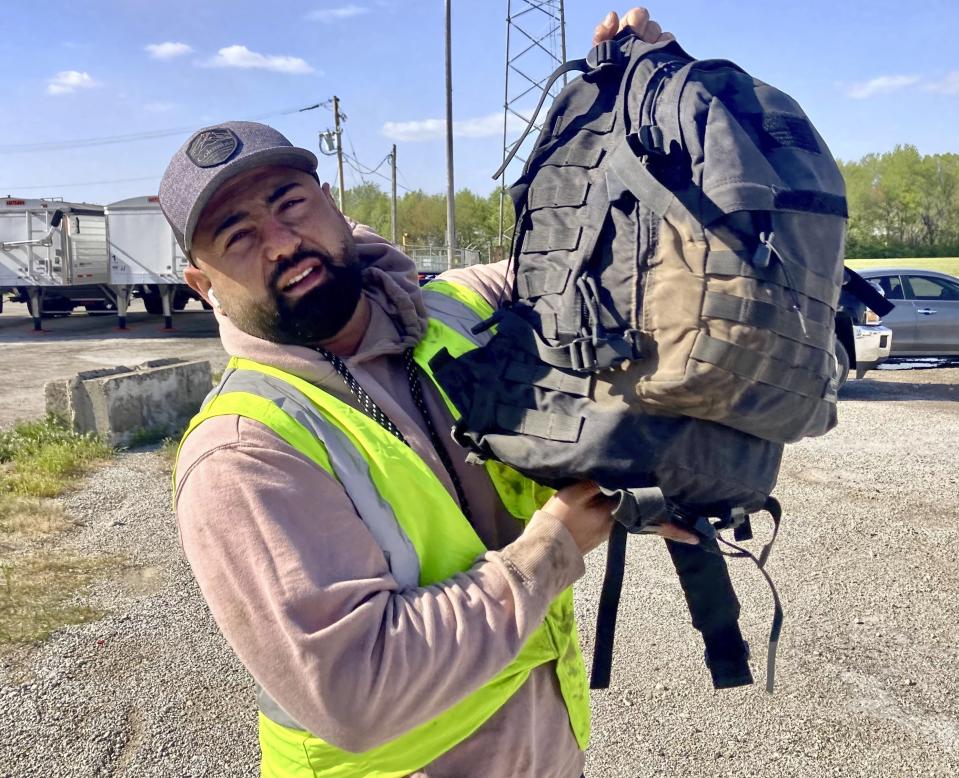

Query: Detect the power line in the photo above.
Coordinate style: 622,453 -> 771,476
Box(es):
346,150 -> 392,178
342,128 -> 393,177
1,174 -> 160,191
344,152 -> 412,192
0,103 -> 322,154
397,167 -> 414,191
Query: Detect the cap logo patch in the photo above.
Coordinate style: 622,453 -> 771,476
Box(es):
187,128 -> 240,168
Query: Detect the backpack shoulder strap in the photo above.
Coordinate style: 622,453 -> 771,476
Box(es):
493,33 -> 635,180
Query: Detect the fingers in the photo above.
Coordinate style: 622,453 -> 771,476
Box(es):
619,7 -> 650,37
570,479 -> 602,501
594,8 -> 673,46
655,522 -> 700,545
643,20 -> 662,42
592,10 -> 619,45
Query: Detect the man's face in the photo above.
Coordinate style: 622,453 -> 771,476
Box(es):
187,165 -> 362,345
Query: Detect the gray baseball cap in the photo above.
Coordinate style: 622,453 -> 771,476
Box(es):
159,120 -> 318,261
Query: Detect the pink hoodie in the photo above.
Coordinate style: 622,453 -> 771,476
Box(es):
174,225 -> 587,776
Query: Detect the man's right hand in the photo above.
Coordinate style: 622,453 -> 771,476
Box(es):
542,481 -> 616,555
543,480 -> 699,554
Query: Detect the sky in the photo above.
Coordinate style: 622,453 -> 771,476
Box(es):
0,0 -> 957,206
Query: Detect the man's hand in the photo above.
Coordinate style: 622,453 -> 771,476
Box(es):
593,7 -> 674,46
543,481 -> 698,555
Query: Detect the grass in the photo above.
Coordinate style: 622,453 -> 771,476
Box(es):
0,415 -> 113,499
0,495 -> 71,537
0,552 -> 118,646
846,257 -> 959,276
159,436 -> 180,468
0,416 -> 118,650
126,426 -> 174,449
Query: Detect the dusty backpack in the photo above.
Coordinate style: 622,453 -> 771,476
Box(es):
430,34 -> 882,690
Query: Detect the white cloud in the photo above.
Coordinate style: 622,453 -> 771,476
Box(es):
382,111 -> 529,142
46,70 -> 99,95
202,45 -> 314,74
145,42 -> 193,59
843,74 -> 920,100
307,4 -> 369,22
144,101 -> 177,113
925,71 -> 959,96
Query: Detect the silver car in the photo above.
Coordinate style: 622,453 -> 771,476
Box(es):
856,269 -> 959,356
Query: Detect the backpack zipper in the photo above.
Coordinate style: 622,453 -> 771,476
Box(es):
754,231 -> 810,339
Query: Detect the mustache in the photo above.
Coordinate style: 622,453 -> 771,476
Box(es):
268,248 -> 336,292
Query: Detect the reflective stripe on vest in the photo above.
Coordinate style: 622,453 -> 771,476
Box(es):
417,284 -> 557,520
174,281 -> 590,777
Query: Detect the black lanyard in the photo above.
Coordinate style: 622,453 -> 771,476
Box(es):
315,347 -> 473,523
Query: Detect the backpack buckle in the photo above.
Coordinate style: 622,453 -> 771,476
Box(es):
587,39 -> 626,71
568,330 -> 643,373
569,337 -> 599,372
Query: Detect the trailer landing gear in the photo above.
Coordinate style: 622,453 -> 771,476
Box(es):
115,285 -> 130,331
160,285 -> 174,331
27,288 -> 44,333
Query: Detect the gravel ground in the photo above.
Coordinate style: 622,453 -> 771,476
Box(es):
0,451 -> 257,777
1,367 -> 957,776
580,367 -> 959,777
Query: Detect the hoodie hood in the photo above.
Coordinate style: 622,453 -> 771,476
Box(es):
215,222 -> 428,384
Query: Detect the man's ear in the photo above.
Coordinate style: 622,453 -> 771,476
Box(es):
321,181 -> 352,231
322,182 -> 339,211
184,265 -> 216,307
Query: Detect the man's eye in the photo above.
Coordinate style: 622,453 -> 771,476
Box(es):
226,229 -> 252,248
281,198 -> 305,211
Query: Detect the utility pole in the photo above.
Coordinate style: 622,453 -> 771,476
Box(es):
390,144 -> 398,244
444,0 -> 456,270
333,95 -> 346,212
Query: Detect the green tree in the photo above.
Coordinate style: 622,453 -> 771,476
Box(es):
840,146 -> 959,258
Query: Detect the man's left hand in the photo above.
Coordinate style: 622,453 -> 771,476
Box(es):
593,7 -> 674,46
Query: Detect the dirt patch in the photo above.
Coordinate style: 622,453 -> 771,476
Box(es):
118,565 -> 166,596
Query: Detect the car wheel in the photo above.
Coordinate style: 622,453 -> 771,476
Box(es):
834,338 -> 850,389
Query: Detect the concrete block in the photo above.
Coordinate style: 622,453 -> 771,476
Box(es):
44,359 -> 212,446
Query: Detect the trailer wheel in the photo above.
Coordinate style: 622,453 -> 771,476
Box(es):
173,289 -> 191,312
143,293 -> 163,315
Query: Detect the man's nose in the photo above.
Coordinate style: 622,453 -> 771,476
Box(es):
261,215 -> 301,262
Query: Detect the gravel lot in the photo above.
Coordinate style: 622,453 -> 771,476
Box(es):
0,333 -> 957,775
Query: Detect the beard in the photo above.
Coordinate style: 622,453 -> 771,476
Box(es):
222,242 -> 364,345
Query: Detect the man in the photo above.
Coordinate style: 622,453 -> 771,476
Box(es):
166,9 -> 691,776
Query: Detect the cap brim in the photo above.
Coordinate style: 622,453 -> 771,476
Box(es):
182,146 -> 319,258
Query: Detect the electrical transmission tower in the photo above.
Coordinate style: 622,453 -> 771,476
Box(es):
498,0 -> 567,249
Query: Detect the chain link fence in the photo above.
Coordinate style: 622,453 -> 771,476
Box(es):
403,246 -> 484,273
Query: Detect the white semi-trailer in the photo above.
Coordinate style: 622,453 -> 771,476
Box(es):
105,195 -> 201,329
0,198 -> 114,329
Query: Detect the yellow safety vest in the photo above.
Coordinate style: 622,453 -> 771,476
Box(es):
175,280 -> 590,777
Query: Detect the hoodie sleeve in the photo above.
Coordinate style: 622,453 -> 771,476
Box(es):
175,415 -> 584,753
437,260 -> 514,311
347,219 -> 513,312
